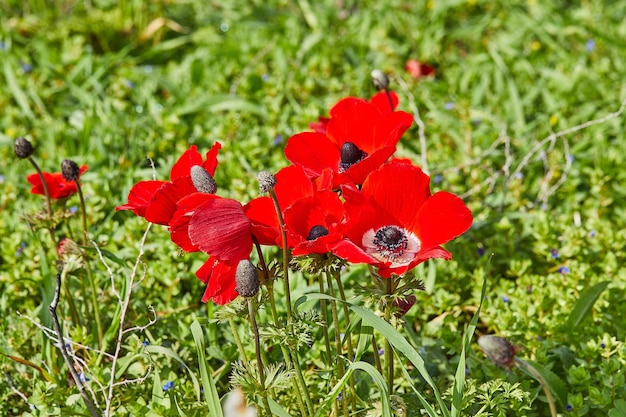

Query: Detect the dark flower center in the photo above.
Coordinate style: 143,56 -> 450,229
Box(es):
306,225 -> 329,240
374,226 -> 408,257
339,142 -> 367,172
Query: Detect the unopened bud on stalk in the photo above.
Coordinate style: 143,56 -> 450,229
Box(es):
190,165 -> 217,194
371,69 -> 390,91
256,171 -> 276,193
235,260 -> 260,298
14,137 -> 34,159
478,335 -> 517,368
61,159 -> 80,181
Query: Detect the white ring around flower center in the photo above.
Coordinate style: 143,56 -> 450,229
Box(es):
362,225 -> 421,268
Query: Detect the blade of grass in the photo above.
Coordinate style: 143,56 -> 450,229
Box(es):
190,319 -> 224,417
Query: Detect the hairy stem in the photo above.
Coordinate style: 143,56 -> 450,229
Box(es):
248,299 -> 272,417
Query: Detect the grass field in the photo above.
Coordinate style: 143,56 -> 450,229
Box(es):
1,1 -> 626,416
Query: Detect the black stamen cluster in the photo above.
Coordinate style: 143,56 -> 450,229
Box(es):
61,159 -> 80,181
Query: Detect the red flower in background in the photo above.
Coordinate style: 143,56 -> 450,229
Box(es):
405,59 -> 436,80
286,91 -> 413,187
116,143 -> 221,224
27,165 -> 88,199
333,160 -> 472,277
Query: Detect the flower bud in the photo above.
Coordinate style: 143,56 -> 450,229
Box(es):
14,137 -> 34,159
393,294 -> 417,318
61,159 -> 81,181
371,69 -> 390,90
235,260 -> 260,298
190,165 -> 217,194
256,171 -> 276,193
477,335 -> 517,368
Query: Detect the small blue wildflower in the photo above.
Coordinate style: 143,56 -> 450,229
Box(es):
589,230 -> 596,238
144,65 -> 153,73
273,134 -> 284,145
0,41 -> 5,50
444,102 -> 454,110
124,79 -> 135,88
163,381 -> 174,391
536,335 -> 543,341
541,203 -> 548,211
471,118 -> 482,126
465,367 -> 470,375
558,266 -> 570,275
514,172 -> 523,180
78,372 -> 89,383
477,246 -> 486,257
433,174 -> 442,184
585,39 -> 595,52
21,62 -> 32,73
220,23 -> 230,32
501,296 -> 510,303
16,241 -> 27,256
600,342 -> 606,348
0,174 -> 5,183
550,248 -> 559,259
69,206 -> 78,214
142,339 -> 150,347
566,404 -> 573,412
378,348 -> 385,356
262,74 -> 270,82
337,393 -> 342,401
567,154 -> 575,163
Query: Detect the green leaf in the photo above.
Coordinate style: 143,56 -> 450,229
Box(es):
566,281 -> 609,330
267,397 -> 292,417
517,358 -> 568,408
451,256 -> 491,417
145,345 -> 201,401
190,319 -> 224,417
608,399 -> 626,417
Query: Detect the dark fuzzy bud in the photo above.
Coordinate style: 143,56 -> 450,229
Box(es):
256,171 -> 277,193
190,165 -> 217,194
14,137 -> 34,159
478,335 -> 517,368
61,159 -> 80,181
235,260 -> 260,298
371,69 -> 390,90
393,294 -> 417,318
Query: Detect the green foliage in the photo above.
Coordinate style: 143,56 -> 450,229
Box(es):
2,0 -> 626,416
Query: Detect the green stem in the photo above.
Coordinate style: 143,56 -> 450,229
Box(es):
268,189 -> 314,415
228,317 -> 250,371
333,269 -> 357,411
515,359 -> 557,417
371,335 -> 383,375
384,278 -> 394,397
248,299 -> 273,417
325,270 -> 348,417
317,275 -> 333,366
75,181 -> 103,349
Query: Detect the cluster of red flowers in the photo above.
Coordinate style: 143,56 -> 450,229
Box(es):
117,90 -> 473,304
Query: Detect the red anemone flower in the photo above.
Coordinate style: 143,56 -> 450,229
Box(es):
116,143 -> 221,224
333,161 -> 473,277
283,190 -> 345,256
27,165 -> 88,199
285,92 -> 413,187
405,59 -> 436,80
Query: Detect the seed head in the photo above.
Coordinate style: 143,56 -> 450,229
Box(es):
190,165 -> 217,194
235,260 -> 260,298
14,137 -> 34,159
371,69 -> 390,90
256,171 -> 276,193
478,335 -> 517,368
61,159 -> 81,181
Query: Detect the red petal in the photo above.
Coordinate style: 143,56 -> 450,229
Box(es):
189,197 -> 252,261
144,177 -> 197,225
415,191 -> 473,250
170,145 -> 202,180
274,165 -> 315,209
370,90 -> 399,113
332,240 -> 378,264
244,197 -> 280,246
116,180 -> 165,217
339,146 -> 396,186
169,193 -> 219,252
284,132 -> 340,179
361,162 -> 431,231
202,142 -> 222,176
196,259 -> 238,305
